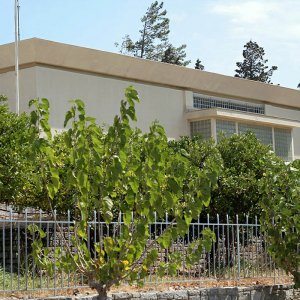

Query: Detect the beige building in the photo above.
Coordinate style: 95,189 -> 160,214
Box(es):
1,38 -> 300,161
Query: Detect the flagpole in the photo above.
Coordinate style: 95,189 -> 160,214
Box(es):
14,0 -> 20,115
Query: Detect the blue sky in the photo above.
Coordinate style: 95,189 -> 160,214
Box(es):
0,0 -> 299,89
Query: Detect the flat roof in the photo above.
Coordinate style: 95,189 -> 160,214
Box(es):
0,38 -> 300,109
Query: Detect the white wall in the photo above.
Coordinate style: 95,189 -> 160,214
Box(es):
0,68 -> 37,112
33,66 -> 188,139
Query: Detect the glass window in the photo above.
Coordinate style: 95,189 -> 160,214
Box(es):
238,123 -> 273,146
216,120 -> 236,142
193,95 -> 265,115
274,128 -> 292,161
190,118 -> 293,161
190,120 -> 211,139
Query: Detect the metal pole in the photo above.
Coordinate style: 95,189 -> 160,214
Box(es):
14,0 -> 20,115
236,214 -> 240,283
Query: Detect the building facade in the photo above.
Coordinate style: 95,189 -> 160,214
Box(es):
0,38 -> 300,160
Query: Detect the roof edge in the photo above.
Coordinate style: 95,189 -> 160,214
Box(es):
0,38 -> 300,109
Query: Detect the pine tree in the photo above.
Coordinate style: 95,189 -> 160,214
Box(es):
117,1 -> 189,65
235,40 -> 277,84
161,44 -> 190,66
195,59 -> 204,70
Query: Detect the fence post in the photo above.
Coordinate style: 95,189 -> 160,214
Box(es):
207,214 -> 211,277
54,209 -> 57,295
217,214 -> 220,277
236,214 -> 240,283
226,214 -> 230,280
10,208 -> 12,291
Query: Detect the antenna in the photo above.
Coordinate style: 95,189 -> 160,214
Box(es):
14,0 -> 20,115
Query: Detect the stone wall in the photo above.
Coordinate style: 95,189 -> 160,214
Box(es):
30,285 -> 300,300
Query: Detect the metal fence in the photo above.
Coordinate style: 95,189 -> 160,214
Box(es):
0,210 -> 291,294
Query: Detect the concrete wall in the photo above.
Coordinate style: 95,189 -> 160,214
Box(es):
0,67 -> 37,112
32,66 -> 188,139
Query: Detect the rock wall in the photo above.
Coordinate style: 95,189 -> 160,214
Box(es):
30,285 -> 300,300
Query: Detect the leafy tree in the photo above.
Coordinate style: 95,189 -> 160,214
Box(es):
194,59 -> 204,70
117,1 -> 189,65
209,132 -> 283,221
29,86 -> 218,300
170,133 -> 283,221
168,136 -> 222,191
0,95 -> 39,209
297,83 -> 300,89
260,159 -> 300,287
235,40 -> 278,84
176,133 -> 283,221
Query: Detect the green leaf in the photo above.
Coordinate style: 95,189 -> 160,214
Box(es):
157,229 -> 172,249
123,210 -> 132,225
78,171 -> 88,189
64,110 -> 74,127
129,180 -> 139,193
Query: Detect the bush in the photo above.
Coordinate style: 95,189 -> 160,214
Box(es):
211,132 -> 284,220
0,95 -> 39,209
260,159 -> 300,287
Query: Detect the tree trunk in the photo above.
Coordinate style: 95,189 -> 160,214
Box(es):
96,289 -> 108,300
292,271 -> 300,289
90,282 -> 108,300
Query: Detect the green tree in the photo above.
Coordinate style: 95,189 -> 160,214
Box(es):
175,133 -> 283,221
0,95 -> 39,209
194,59 -> 204,70
235,40 -> 278,84
117,2 -> 189,65
29,87 -> 218,300
161,44 -> 190,66
160,43 -> 189,65
260,159 -> 300,287
210,132 -> 283,220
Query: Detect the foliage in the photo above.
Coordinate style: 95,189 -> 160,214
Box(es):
0,96 -> 75,213
117,1 -> 189,66
194,59 -> 204,70
235,40 -> 278,84
168,136 -> 222,194
30,132 -> 80,214
161,44 -> 190,66
209,132 -> 283,220
173,133 -> 283,221
260,159 -> 300,288
0,95 -> 39,209
29,86 -> 218,299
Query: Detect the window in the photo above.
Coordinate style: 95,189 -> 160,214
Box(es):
193,95 -> 265,114
190,120 -> 211,139
274,128 -> 292,161
238,123 -> 273,146
216,120 -> 236,142
190,118 -> 293,161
